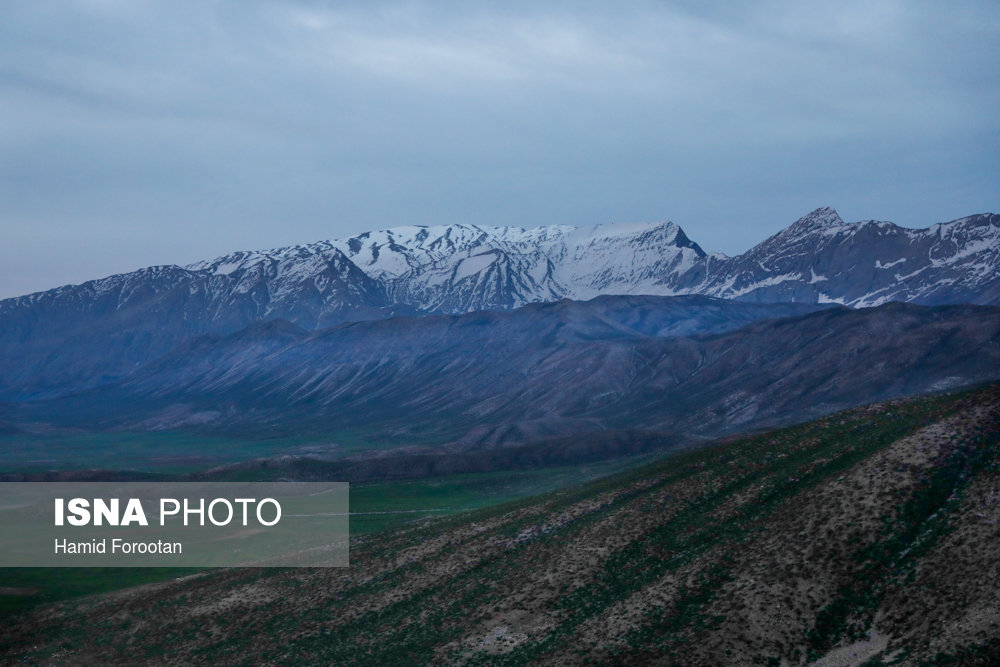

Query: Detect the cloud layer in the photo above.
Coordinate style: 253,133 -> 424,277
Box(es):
1,0 -> 998,297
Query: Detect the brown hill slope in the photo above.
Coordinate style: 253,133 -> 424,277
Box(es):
3,383 -> 1000,665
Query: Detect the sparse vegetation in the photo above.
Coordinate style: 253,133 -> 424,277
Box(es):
2,383 -> 999,665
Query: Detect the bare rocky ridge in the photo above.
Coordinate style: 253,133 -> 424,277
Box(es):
4,383 -> 999,665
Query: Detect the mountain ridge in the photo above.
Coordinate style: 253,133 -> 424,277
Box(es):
6,207 -> 998,311
155,206 -> 1000,309
12,300 -> 999,466
1,207 -> 996,401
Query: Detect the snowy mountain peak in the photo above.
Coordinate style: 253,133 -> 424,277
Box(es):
3,208 -> 997,361
295,220 -> 709,311
783,207 -> 847,236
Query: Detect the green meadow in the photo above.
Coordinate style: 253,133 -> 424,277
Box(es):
0,454 -> 654,620
0,427 -> 438,474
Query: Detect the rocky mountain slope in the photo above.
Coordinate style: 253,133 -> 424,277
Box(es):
0,250 -> 405,400
13,300 -> 1000,473
690,208 -> 1000,306
1,208 -> 996,401
6,383 -> 999,665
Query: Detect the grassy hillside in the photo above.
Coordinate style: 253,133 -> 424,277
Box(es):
3,383 -> 999,665
0,457 -> 650,622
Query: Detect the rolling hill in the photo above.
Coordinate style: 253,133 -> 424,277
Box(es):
4,382 -> 998,665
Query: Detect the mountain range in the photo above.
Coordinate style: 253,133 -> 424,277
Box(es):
7,297 -> 999,481
190,206 -> 1000,313
1,207 -> 997,402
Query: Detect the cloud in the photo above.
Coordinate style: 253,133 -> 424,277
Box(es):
0,0 -> 997,297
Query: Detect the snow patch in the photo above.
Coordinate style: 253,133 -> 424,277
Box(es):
817,292 -> 846,305
453,253 -> 497,282
724,273 -> 802,298
875,258 -> 906,270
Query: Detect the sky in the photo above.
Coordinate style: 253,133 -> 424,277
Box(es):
1,0 -> 998,299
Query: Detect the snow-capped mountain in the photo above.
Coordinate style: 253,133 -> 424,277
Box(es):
690,207 -> 1000,306
185,206 -> 1000,313
180,219 -> 708,315
324,220 -> 706,312
1,207 -> 997,400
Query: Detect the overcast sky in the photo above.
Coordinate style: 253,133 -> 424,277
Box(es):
1,0 -> 998,298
